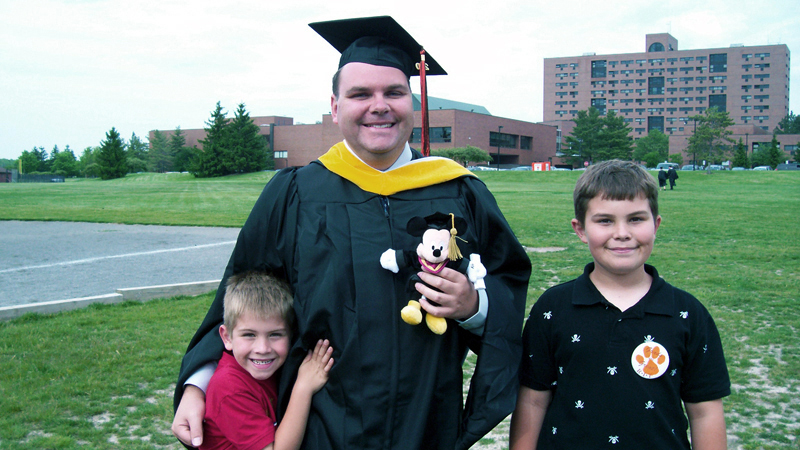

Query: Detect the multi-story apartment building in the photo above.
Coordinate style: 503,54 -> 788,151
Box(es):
544,33 -> 793,163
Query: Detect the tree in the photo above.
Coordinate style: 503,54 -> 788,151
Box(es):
432,145 -> 492,166
148,129 -> 172,173
595,110 -> 633,161
731,139 -> 750,169
18,148 -> 41,174
191,102 -> 232,178
168,127 -> 197,173
633,129 -> 669,165
51,147 -> 80,177
226,103 -> 267,174
765,135 -> 785,169
127,132 -> 149,173
96,127 -> 128,180
687,107 -> 734,165
79,146 -> 100,177
775,112 -> 800,135
564,107 -> 603,166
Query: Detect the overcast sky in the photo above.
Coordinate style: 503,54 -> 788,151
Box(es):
1,0 -> 798,160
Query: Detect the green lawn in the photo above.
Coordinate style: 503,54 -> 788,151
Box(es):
1,170 -> 798,449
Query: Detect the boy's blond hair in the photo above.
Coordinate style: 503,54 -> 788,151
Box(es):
573,160 -> 659,225
223,271 -> 294,332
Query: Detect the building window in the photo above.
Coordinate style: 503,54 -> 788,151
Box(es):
570,62 -> 579,69
754,84 -> 769,90
680,56 -> 694,63
489,131 -> 518,148
591,60 -> 607,78
755,52 -> 770,58
679,77 -> 694,83
648,76 -> 665,95
648,43 -> 665,52
591,98 -> 607,115
520,136 -> 532,150
710,76 -> 727,82
410,127 -> 451,143
274,151 -> 288,159
709,94 -> 726,112
754,74 -> 770,80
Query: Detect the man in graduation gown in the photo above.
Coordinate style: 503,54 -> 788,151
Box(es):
172,16 -> 531,450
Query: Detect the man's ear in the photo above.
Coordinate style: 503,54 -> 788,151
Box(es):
571,218 -> 588,244
331,95 -> 339,124
219,325 -> 234,352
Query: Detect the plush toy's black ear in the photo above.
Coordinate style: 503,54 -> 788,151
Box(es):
406,216 -> 429,237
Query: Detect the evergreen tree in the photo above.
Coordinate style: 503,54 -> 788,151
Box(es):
96,127 -> 128,180
775,112 -> 800,135
595,110 -> 633,161
127,132 -> 150,173
687,107 -> 734,165
168,127 -> 196,172
227,103 -> 267,174
731,139 -> 750,169
765,135 -> 784,169
148,129 -> 172,173
565,107 -> 603,166
192,102 -> 231,178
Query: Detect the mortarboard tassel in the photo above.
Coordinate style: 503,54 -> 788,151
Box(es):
419,49 -> 430,157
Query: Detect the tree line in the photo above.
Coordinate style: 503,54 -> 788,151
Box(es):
9,102 -> 273,180
565,107 -> 798,169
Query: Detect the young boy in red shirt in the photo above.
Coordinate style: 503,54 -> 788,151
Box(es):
201,271 -> 333,450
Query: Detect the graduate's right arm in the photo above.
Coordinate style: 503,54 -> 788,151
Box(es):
509,386 -> 552,450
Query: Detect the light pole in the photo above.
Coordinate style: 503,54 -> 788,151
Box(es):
495,125 -> 503,170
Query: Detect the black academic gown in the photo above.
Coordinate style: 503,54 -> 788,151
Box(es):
175,147 -> 531,450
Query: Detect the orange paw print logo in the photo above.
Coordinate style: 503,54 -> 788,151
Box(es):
630,338 -> 669,379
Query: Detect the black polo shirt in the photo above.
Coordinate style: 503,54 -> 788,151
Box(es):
520,263 -> 730,449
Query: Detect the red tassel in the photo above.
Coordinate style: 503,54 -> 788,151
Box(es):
419,49 -> 430,157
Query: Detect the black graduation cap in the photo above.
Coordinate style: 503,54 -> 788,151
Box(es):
309,16 -> 446,156
309,16 -> 446,77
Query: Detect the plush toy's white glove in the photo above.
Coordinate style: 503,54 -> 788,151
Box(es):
380,249 -> 400,273
467,253 -> 487,290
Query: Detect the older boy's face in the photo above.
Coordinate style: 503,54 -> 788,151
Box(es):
220,314 -> 290,381
571,194 -> 661,279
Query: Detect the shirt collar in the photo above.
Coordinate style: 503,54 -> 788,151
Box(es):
573,263 -> 673,316
342,140 -> 413,172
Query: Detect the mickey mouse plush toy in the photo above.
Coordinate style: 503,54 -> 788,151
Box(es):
380,212 -> 486,335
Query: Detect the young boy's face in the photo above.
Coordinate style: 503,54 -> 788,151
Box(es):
571,194 -> 661,278
219,313 -> 290,381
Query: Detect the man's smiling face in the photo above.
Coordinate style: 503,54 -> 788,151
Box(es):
331,62 -> 414,170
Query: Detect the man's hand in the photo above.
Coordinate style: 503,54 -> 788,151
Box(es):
416,267 -> 478,320
172,385 -> 206,448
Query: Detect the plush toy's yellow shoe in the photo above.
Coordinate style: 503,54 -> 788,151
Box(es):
426,314 -> 447,335
401,300 -> 423,325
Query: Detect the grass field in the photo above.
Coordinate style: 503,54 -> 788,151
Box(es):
1,170 -> 798,449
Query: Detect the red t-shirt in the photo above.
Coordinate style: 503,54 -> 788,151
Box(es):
200,351 -> 279,450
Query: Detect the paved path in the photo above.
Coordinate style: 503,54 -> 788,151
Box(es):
0,221 -> 240,307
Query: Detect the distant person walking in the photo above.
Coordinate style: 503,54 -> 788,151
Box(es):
657,168 -> 667,191
667,167 -> 679,190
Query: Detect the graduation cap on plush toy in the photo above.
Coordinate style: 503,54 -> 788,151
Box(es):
309,16 -> 446,156
407,212 -> 467,261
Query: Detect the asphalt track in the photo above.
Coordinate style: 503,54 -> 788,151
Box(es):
0,221 -> 240,308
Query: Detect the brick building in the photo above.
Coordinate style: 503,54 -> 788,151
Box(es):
152,96 -> 558,170
543,33 -> 796,164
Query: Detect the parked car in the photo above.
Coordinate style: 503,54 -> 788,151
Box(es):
776,163 -> 800,171
708,165 -> 724,170
656,162 -> 679,171
468,165 -> 497,171
510,165 -> 532,171
731,167 -> 748,171
753,166 -> 773,171
681,165 -> 701,171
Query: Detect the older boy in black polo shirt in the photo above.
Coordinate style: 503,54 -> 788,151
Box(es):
510,160 -> 730,450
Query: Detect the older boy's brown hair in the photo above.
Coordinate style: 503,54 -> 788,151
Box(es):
223,271 -> 294,332
573,160 -> 659,225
